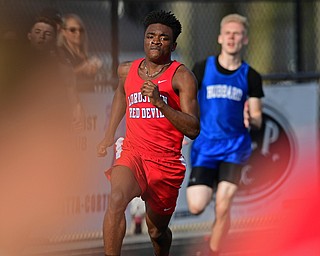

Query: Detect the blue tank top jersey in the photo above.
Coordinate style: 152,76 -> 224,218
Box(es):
198,56 -> 249,140
191,56 -> 252,166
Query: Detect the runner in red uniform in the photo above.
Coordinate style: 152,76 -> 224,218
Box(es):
97,10 -> 199,256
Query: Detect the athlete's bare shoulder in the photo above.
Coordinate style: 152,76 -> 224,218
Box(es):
176,64 -> 193,75
173,63 -> 197,90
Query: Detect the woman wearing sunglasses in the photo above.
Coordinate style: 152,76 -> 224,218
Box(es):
58,13 -> 102,91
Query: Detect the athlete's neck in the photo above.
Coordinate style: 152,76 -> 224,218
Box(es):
218,53 -> 242,71
143,59 -> 172,78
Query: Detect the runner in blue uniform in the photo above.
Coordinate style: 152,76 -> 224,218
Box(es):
186,14 -> 264,256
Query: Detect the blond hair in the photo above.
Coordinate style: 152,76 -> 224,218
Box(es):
57,13 -> 88,59
220,14 -> 249,35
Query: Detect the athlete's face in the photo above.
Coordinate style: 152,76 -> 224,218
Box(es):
218,21 -> 248,56
144,23 -> 176,62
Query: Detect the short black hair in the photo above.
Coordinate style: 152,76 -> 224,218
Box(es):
143,10 -> 182,42
31,16 -> 57,34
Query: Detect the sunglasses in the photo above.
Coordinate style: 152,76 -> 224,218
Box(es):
65,27 -> 84,33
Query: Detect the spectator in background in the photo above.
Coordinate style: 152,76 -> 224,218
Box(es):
58,13 -> 102,92
26,12 -> 85,131
27,15 -> 58,58
0,14 -> 59,106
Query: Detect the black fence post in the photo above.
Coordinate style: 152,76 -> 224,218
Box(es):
111,0 -> 119,89
295,0 -> 302,74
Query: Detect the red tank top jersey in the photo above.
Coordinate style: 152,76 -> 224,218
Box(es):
125,58 -> 183,155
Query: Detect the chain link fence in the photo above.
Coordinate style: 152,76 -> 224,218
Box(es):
1,0 -> 320,86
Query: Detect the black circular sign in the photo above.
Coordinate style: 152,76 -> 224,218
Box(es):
235,105 -> 296,204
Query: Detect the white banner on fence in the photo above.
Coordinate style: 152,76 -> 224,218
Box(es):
33,82 -> 319,242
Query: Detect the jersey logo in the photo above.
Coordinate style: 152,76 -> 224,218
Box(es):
163,207 -> 172,212
158,80 -> 167,84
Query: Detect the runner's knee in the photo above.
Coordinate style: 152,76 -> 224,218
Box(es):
188,201 -> 206,215
148,226 -> 172,243
187,195 -> 208,215
108,190 -> 129,213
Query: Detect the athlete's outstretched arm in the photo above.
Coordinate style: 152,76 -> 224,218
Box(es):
97,62 -> 131,157
141,65 -> 200,140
